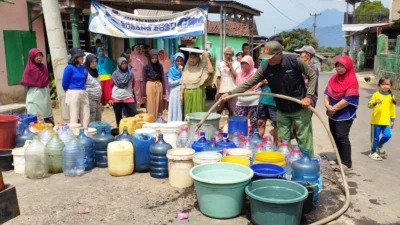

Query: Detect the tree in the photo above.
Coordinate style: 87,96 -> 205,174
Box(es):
318,46 -> 344,56
354,1 -> 390,23
278,28 -> 318,52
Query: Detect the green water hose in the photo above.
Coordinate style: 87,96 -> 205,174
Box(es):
194,92 -> 350,225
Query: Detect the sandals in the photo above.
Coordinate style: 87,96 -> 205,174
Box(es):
369,152 -> 383,161
378,147 -> 388,157
331,164 -> 353,172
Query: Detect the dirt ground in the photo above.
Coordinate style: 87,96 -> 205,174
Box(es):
2,101 -> 346,225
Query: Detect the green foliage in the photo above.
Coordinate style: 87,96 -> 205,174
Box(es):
355,1 -> 389,15
322,65 -> 332,72
278,28 -> 318,52
318,46 -> 344,56
209,53 -> 217,75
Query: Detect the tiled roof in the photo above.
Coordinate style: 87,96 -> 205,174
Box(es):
207,21 -> 259,37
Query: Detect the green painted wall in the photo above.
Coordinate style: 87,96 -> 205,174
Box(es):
375,34 -> 400,89
193,35 -> 247,63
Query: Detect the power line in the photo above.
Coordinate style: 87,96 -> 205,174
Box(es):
264,0 -> 301,24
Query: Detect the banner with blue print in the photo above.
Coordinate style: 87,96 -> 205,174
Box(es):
89,0 -> 208,39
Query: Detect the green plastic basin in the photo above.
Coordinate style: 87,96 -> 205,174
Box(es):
245,179 -> 308,225
190,162 -> 254,219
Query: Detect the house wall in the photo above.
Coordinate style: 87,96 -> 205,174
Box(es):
193,35 -> 247,63
390,0 -> 400,21
0,2 -> 46,105
375,35 -> 400,89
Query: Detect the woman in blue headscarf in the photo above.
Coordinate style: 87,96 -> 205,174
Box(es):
167,53 -> 185,121
96,47 -> 116,105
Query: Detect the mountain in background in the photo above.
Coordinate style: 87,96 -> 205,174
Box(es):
294,9 -> 345,47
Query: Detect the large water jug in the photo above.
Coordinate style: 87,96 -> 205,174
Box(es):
154,113 -> 167,123
39,124 -> 55,144
176,125 -> 189,148
115,127 -> 133,143
213,131 -> 223,143
263,136 -> 277,152
240,136 -> 257,163
250,129 -> 263,145
45,134 -> 64,173
231,132 -> 242,148
291,149 -> 320,184
150,134 -> 173,178
93,127 -> 114,168
16,123 -> 37,147
216,133 -> 236,149
203,137 -> 223,151
108,141 -> 134,176
285,146 -> 303,180
77,128 -> 96,171
90,121 -> 111,134
192,132 -> 211,152
24,137 -> 48,179
59,125 -> 73,145
187,129 -> 201,148
63,136 -> 85,176
228,116 -> 248,137
133,131 -> 155,172
278,140 -> 291,159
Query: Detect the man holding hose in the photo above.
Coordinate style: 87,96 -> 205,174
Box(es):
221,41 -> 317,155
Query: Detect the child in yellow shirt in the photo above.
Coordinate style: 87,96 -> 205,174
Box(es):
368,77 -> 396,161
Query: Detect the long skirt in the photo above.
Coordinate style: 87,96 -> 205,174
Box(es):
100,79 -> 112,105
134,80 -> 144,105
184,87 -> 205,115
146,81 -> 163,118
26,86 -> 52,118
168,84 -> 183,121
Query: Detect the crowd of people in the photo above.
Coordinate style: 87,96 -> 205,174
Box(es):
20,35 -> 396,171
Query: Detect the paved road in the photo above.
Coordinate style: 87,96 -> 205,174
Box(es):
314,73 -> 400,225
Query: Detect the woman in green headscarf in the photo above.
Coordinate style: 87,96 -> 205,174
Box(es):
96,47 -> 115,105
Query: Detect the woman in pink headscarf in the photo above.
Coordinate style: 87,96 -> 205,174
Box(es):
235,55 -> 262,135
159,50 -> 172,110
130,45 -> 148,107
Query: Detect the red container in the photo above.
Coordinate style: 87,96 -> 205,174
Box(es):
0,115 -> 19,150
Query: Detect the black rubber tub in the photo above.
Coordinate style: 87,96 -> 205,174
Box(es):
0,150 -> 14,171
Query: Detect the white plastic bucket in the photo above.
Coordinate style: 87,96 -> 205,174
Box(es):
142,123 -> 163,131
12,140 -> 32,174
225,148 -> 253,159
193,151 -> 223,166
159,122 -> 186,148
167,148 -> 195,188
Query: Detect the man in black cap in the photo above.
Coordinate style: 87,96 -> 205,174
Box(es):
221,41 -> 317,156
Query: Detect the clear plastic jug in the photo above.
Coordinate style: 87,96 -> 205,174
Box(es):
63,136 -> 85,177
45,134 -> 64,173
24,137 -> 48,179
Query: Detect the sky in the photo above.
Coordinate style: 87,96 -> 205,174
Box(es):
208,0 -> 391,36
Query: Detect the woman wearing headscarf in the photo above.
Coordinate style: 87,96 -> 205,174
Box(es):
167,52 -> 185,121
235,55 -> 262,135
62,48 -> 90,128
159,50 -> 172,110
131,45 -> 148,107
325,56 -> 359,171
84,54 -> 102,122
143,49 -> 164,118
107,57 -> 138,127
96,47 -> 116,106
21,48 -> 53,124
180,51 -> 214,115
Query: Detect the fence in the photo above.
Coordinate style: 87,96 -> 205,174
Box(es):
375,35 -> 400,89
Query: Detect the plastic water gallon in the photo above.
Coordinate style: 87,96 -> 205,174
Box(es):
192,132 -> 211,152
24,137 -> 48,179
291,150 -> 320,184
90,121 -> 111,134
59,125 -> 73,145
285,146 -> 303,180
216,133 -> 237,149
39,124 -> 55,144
203,137 -> 223,151
63,136 -> 85,177
231,132 -> 242,148
108,141 -> 134,176
278,140 -> 291,159
250,129 -> 263,145
133,129 -> 155,172
45,134 -> 64,174
115,127 -> 133,143
176,125 -> 189,148
154,113 -> 167,123
93,127 -> 114,168
263,136 -> 277,152
77,128 -> 96,171
150,134 -> 173,178
119,117 -> 139,135
16,123 -> 37,147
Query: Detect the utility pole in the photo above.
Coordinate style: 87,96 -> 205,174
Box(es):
310,13 -> 321,37
41,0 -> 69,120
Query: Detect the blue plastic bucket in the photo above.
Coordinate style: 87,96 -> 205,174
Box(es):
251,163 -> 286,180
228,116 -> 248,137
